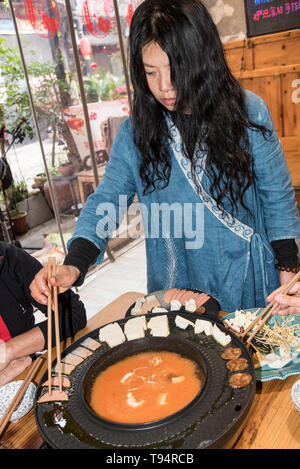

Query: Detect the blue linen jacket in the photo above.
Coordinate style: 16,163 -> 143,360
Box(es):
68,90 -> 300,312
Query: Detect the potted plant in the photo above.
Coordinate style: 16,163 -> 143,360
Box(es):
5,180 -> 29,235
57,151 -> 75,177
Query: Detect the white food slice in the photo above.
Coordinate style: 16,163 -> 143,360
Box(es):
212,324 -> 231,346
157,393 -> 167,406
259,352 -> 291,369
152,307 -> 168,313
99,322 -> 126,348
147,315 -> 170,337
194,319 -> 213,336
124,316 -> 147,341
131,297 -> 145,315
126,392 -> 144,407
175,315 -> 194,330
171,376 -> 185,384
170,299 -> 182,311
185,298 -> 197,313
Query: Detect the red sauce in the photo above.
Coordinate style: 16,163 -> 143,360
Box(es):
89,351 -> 202,424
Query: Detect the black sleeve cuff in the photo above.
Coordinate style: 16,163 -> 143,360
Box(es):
64,238 -> 100,287
270,239 -> 299,267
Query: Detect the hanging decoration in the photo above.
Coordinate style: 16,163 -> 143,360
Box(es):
80,36 -> 92,58
126,1 -> 134,28
24,0 -> 60,39
82,0 -> 111,39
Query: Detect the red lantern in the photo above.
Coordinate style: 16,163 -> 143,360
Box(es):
80,37 -> 92,57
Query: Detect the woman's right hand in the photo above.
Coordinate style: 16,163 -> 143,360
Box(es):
266,281 -> 300,316
29,265 -> 80,305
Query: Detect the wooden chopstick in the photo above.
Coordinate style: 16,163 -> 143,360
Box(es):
47,257 -> 53,396
0,356 -> 43,437
241,300 -> 275,339
52,257 -> 63,392
244,270 -> 300,344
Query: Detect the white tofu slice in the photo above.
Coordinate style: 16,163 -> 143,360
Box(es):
124,316 -> 147,341
170,299 -> 182,311
147,315 -> 170,337
194,319 -> 213,336
185,298 -> 197,313
175,315 -> 194,330
152,307 -> 168,313
212,324 -> 231,346
99,322 -> 126,348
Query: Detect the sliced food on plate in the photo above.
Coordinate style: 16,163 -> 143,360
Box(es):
130,288 -> 213,315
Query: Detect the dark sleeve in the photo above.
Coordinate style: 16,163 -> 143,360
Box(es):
270,239 -> 299,267
2,242 -> 87,349
64,237 -> 100,287
0,159 -> 5,179
35,290 -> 87,350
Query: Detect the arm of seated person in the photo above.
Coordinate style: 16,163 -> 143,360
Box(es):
0,326 -> 45,386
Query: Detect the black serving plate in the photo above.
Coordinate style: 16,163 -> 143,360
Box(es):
34,312 -> 255,449
125,289 -> 220,318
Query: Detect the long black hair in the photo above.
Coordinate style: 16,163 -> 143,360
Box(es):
129,0 -> 269,217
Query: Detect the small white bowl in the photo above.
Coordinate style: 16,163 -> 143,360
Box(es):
0,380 -> 36,422
291,379 -> 300,412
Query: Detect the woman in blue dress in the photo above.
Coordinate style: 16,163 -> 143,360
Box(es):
30,0 -> 300,314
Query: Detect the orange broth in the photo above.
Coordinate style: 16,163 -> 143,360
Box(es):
89,351 -> 202,424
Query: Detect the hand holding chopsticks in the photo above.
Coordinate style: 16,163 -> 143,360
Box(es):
241,270 -> 300,345
37,257 -> 69,403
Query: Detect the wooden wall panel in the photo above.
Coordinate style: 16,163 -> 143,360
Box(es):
281,71 -> 300,136
223,29 -> 300,203
224,42 -> 253,74
223,30 -> 300,73
253,36 -> 300,69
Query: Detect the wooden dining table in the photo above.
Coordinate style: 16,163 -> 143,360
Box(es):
0,291 -> 299,450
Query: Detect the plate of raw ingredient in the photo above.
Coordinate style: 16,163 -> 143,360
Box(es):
126,288 -> 220,318
223,309 -> 300,382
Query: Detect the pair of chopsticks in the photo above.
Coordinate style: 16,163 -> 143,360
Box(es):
241,271 -> 300,344
0,356 -> 43,438
46,256 -> 63,395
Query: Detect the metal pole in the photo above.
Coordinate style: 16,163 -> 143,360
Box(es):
65,0 -> 99,186
8,0 -> 67,254
113,0 -> 133,113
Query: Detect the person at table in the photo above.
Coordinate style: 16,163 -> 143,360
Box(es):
29,0 -> 300,314
0,241 -> 87,387
267,280 -> 300,316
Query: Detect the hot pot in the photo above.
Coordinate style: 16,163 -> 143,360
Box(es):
34,312 -> 256,449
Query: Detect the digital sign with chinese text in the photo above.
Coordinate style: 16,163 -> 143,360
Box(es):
244,0 -> 300,37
